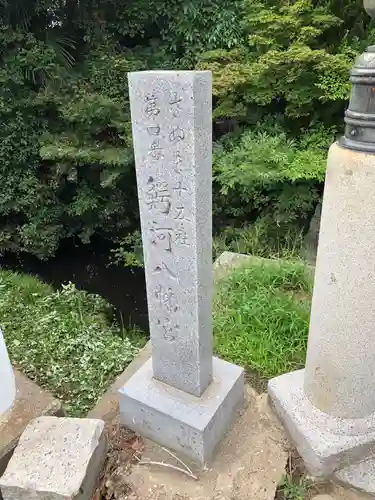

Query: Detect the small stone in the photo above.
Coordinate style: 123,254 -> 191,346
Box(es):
0,416 -> 107,500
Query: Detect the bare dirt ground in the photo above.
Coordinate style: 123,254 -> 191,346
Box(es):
93,424 -> 143,500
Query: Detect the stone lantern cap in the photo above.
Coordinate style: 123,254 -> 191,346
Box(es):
340,6 -> 375,153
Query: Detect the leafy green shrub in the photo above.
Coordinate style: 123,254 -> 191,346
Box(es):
0,27 -> 139,257
213,260 -> 312,378
0,2 -> 177,258
111,230 -> 144,267
198,0 -> 371,125
212,124 -> 331,249
160,0 -> 244,64
0,271 -> 145,415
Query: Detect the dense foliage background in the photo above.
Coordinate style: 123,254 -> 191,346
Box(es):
1,0 -> 374,260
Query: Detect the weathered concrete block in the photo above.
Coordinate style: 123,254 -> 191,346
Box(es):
119,357 -> 244,466
0,417 -> 107,500
268,370 -> 375,477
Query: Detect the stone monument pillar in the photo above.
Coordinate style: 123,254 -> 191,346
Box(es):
119,71 -> 244,466
268,3 -> 375,494
0,329 -> 16,416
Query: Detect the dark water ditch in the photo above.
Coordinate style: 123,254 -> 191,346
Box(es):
0,241 -> 149,334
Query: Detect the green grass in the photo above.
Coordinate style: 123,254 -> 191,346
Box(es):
213,219 -> 305,262
213,260 -> 312,379
2,259 -> 311,416
277,474 -> 311,500
0,270 -> 146,416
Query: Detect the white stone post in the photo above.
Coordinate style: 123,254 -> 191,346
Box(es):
118,71 -> 244,466
268,4 -> 375,490
304,144 -> 375,419
0,329 -> 16,416
268,143 -> 375,494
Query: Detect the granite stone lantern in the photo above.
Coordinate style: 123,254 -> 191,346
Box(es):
268,1 -> 375,495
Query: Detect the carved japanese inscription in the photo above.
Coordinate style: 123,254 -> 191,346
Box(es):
129,71 -> 213,397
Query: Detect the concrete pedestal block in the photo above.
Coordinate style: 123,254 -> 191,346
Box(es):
268,370 -> 375,477
119,357 -> 244,466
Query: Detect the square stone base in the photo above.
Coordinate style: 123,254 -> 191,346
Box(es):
268,370 -> 375,477
118,356 -> 244,466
